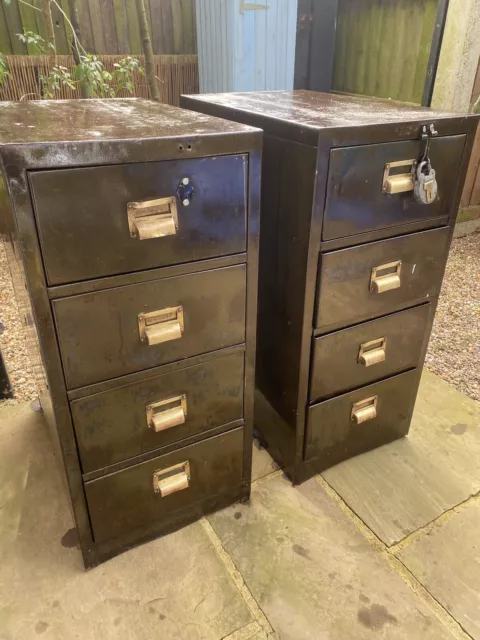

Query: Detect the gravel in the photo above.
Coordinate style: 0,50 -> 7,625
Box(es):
0,238 -> 37,405
425,231 -> 480,402
0,232 -> 479,406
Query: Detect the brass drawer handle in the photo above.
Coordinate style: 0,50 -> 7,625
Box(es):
138,306 -> 184,346
146,394 -> 187,432
351,396 -> 378,424
382,159 -> 415,194
127,196 -> 178,240
358,337 -> 387,367
370,260 -> 402,293
153,461 -> 190,497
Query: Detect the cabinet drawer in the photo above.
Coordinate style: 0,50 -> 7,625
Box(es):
310,304 -> 430,401
323,135 -> 465,241
85,427 -> 244,543
53,265 -> 246,389
316,227 -> 449,331
72,352 -> 244,473
305,370 -> 417,465
30,155 -> 247,285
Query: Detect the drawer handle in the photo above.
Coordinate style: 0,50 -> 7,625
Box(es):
351,396 -> 378,424
153,461 -> 190,497
382,159 -> 415,194
138,306 -> 184,346
127,196 -> 178,240
370,260 -> 402,293
146,394 -> 187,432
358,337 -> 387,367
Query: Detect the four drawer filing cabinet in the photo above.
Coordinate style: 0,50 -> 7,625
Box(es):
0,99 -> 261,567
182,90 -> 479,484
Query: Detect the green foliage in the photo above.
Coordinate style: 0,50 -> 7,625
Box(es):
74,54 -> 143,98
113,56 -> 144,94
16,31 -> 55,55
0,54 -> 11,84
0,29 -> 143,98
74,55 -> 115,98
39,65 -> 76,99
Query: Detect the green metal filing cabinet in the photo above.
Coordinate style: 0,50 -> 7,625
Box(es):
0,99 -> 261,567
181,90 -> 479,484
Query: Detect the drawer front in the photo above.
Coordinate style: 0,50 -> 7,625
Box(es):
30,155 -> 247,285
71,352 -> 244,473
310,304 -> 430,401
323,135 -> 465,240
316,227 -> 449,330
305,370 -> 417,464
85,427 -> 244,543
53,265 -> 246,389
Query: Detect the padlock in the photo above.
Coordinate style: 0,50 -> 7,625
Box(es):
413,160 -> 438,205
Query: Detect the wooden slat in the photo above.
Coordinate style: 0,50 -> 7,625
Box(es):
161,0 -> 175,54
50,0 -> 70,54
411,0 -> 434,103
87,0 -> 107,52
0,1 -> 13,54
149,0 -> 165,54
124,0 -> 141,54
75,0 -> 95,53
17,0 -> 39,54
180,0 -> 194,54
99,0 -> 118,53
399,0 -> 423,102
32,0 -> 48,42
112,0 -> 130,53
343,2 -> 355,92
332,0 -> 346,91
2,0 -> 27,54
171,0 -> 183,54
352,0 -> 368,96
365,0 -> 381,97
386,0 -> 405,100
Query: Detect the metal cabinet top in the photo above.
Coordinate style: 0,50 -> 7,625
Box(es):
0,98 -> 262,161
0,98 -> 260,170
182,90 -> 479,145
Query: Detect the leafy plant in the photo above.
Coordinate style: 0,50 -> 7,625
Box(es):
113,56 -> 143,94
0,6 -> 144,100
40,65 -> 76,98
0,54 -> 11,84
16,30 -> 55,55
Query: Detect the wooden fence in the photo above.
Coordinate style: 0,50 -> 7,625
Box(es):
0,54 -> 199,104
333,0 -> 439,104
0,0 -> 197,56
460,59 -> 480,218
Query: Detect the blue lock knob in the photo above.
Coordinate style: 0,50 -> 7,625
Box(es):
177,177 -> 194,207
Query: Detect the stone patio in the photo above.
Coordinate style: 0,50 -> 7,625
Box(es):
0,368 -> 478,640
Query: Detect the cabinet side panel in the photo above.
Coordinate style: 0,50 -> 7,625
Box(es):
255,136 -> 316,468
0,157 -> 95,564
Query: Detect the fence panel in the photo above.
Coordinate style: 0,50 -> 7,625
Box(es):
333,0 -> 438,104
0,0 -> 197,55
0,54 -> 199,105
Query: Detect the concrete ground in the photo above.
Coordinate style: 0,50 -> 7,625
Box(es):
0,369 -> 479,640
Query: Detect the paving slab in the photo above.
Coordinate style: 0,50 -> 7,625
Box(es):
322,369 -> 480,546
252,439 -> 279,482
0,403 -> 253,640
396,499 -> 480,640
208,474 -> 455,640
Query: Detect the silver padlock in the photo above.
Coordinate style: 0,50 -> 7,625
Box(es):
414,160 -> 438,205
